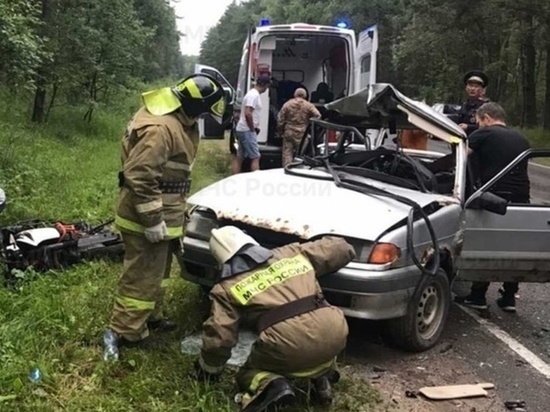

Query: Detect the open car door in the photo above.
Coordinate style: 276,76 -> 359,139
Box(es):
355,25 -> 378,94
354,25 -> 379,146
194,64 -> 236,139
457,149 -> 550,282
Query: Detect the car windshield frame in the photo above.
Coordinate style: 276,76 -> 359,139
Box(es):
290,84 -> 468,202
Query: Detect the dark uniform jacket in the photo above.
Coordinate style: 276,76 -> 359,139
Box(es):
200,237 -> 356,373
457,97 -> 489,135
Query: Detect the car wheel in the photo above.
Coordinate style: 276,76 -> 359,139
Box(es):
384,269 -> 450,352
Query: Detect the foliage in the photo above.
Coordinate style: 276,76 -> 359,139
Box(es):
0,0 -> 45,87
0,0 -> 189,123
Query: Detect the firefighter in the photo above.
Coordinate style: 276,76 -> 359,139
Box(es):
193,226 -> 356,411
456,70 -> 489,136
103,74 -> 225,355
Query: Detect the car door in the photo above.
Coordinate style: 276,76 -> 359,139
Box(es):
456,149 -> 550,282
355,24 -> 378,94
194,64 -> 236,139
354,25 -> 379,147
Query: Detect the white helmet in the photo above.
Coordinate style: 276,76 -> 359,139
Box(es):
209,226 -> 259,265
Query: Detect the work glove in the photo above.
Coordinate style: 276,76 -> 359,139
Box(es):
192,359 -> 221,383
144,220 -> 167,243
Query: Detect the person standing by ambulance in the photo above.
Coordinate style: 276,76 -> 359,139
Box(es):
232,75 -> 271,174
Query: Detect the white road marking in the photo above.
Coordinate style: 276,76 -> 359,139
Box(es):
529,161 -> 550,170
457,305 -> 550,380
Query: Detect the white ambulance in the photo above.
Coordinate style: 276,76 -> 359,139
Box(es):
196,19 -> 378,168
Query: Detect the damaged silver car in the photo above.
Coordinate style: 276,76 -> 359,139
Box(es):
180,84 -> 550,352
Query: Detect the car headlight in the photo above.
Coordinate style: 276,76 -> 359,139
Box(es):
185,207 -> 219,241
343,237 -> 401,265
368,243 -> 401,264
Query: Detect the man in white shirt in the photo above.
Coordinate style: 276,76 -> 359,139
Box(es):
232,75 -> 270,174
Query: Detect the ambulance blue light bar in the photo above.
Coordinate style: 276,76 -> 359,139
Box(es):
335,18 -> 351,29
259,18 -> 271,26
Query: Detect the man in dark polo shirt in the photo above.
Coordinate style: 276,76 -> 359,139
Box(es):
455,102 -> 530,313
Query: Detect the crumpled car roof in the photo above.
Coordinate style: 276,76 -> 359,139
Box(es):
325,84 -> 467,143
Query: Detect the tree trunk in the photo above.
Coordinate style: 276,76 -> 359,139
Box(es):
520,14 -> 538,128
31,0 -> 52,123
544,32 -> 550,130
31,74 -> 47,123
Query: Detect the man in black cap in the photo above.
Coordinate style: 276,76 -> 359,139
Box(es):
456,70 -> 489,136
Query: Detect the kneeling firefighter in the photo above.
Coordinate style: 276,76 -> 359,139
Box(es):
103,74 -> 225,360
193,226 -> 356,411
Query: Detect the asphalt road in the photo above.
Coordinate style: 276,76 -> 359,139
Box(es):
345,293 -> 550,411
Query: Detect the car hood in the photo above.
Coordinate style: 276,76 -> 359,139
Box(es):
188,168 -> 451,240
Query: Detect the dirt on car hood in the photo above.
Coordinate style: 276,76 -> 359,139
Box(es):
188,168 -> 448,240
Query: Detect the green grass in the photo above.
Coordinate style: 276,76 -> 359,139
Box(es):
0,96 -> 381,411
523,128 -> 550,149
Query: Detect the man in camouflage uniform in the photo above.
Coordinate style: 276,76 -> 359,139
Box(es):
456,70 -> 489,136
103,74 -> 225,354
277,88 -> 321,167
193,226 -> 355,411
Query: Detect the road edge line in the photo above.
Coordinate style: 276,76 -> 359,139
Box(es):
457,305 -> 550,380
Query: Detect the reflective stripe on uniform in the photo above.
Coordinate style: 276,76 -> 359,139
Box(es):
161,278 -> 171,288
115,215 -> 183,238
249,371 -> 274,392
116,295 -> 155,311
288,358 -> 336,378
230,254 -> 313,305
166,226 -> 183,238
166,160 -> 192,171
135,199 -> 163,214
115,215 -> 144,233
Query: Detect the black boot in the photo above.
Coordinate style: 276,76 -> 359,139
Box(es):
311,370 -> 339,406
312,376 -> 332,406
118,335 -> 165,350
496,288 -> 516,313
242,378 -> 296,412
147,317 -> 177,332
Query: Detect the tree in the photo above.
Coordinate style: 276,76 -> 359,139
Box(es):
0,0 -> 44,88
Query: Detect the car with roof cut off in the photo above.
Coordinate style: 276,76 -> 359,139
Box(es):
180,84 -> 550,351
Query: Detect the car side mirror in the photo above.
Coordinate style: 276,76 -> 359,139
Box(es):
468,191 -> 508,215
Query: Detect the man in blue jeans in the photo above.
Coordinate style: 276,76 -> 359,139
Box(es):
232,75 -> 270,174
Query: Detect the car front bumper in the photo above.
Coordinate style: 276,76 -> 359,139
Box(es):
180,235 -> 421,320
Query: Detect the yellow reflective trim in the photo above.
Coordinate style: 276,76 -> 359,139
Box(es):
230,254 -> 313,305
142,87 -> 181,116
249,371 -> 273,392
211,97 -> 225,117
116,295 -> 155,311
450,136 -> 461,144
115,215 -> 144,233
288,358 -> 336,378
135,199 -> 163,214
160,278 -> 170,288
166,226 -> 183,238
166,160 -> 192,171
115,216 -> 181,238
185,80 -> 202,98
